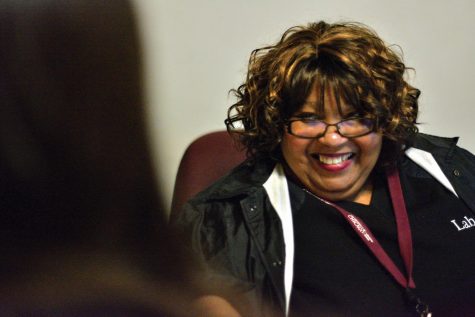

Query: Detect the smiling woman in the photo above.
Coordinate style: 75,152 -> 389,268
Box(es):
173,21 -> 475,317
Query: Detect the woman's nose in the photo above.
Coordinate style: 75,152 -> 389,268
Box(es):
317,125 -> 347,146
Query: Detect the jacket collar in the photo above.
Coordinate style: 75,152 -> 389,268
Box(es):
410,133 -> 458,163
402,133 -> 459,196
262,164 -> 294,315
405,148 -> 458,196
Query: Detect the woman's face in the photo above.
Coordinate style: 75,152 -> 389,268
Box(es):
281,88 -> 382,202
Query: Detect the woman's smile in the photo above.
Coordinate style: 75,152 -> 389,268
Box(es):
313,152 -> 354,171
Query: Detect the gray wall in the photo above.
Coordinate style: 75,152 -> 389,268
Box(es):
133,0 -> 475,211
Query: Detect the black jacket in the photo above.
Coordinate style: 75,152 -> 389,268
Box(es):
174,133 -> 475,317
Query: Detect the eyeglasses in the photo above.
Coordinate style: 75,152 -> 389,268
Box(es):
285,116 -> 376,139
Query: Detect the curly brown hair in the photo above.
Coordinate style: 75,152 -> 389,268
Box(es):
226,21 -> 420,165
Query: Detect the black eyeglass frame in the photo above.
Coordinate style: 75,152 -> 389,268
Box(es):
285,116 -> 377,139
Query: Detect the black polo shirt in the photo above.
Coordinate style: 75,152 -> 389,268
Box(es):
288,167 -> 475,317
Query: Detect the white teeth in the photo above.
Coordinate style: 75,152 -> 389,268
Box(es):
318,153 -> 352,165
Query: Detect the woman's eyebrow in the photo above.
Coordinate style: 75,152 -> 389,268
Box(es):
342,110 -> 359,117
338,103 -> 361,117
293,111 -> 322,119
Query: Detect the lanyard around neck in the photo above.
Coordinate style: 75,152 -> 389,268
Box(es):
304,166 -> 415,289
302,166 -> 434,315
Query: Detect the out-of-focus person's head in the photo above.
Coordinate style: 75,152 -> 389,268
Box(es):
227,21 -> 420,166
0,0 -> 154,253
0,0 -> 191,315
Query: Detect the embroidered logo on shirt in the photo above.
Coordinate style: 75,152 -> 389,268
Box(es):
451,216 -> 475,231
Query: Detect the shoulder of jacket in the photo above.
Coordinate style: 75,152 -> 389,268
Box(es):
412,132 -> 459,151
407,133 -> 475,178
186,158 -> 276,206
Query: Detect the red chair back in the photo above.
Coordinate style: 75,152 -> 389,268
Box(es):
170,131 -> 246,220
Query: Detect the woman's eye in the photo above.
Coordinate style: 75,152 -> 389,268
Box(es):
300,117 -> 322,126
296,115 -> 315,121
296,113 -> 320,120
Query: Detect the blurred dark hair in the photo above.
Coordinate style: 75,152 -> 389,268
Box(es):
0,0 -> 187,292
227,21 -> 420,165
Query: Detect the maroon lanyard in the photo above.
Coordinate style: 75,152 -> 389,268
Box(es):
304,166 -> 415,289
303,165 -> 433,315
